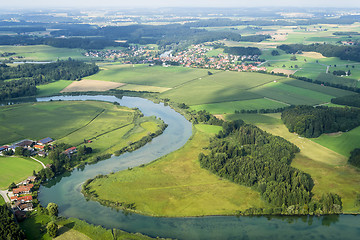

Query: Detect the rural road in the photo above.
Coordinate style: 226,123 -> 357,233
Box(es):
0,190 -> 10,203
30,157 -> 46,169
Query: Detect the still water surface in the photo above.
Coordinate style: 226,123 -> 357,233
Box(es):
37,95 -> 359,240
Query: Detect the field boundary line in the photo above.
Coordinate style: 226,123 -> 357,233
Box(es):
245,77 -> 285,91
58,109 -> 106,140
171,71 -> 222,89
263,97 -> 291,106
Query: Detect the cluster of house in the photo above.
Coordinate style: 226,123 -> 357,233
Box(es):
84,45 -> 155,61
0,137 -> 54,157
8,176 -> 36,218
82,43 -> 267,72
159,44 -> 266,71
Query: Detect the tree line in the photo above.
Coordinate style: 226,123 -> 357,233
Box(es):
223,46 -> 261,56
348,148 -> 360,168
0,205 -> 25,240
331,94 -> 360,108
277,43 -> 360,62
0,59 -> 99,100
199,120 -> 343,215
281,105 -> 360,138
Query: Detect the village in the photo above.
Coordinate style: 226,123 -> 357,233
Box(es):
84,44 -> 267,72
0,137 -> 78,220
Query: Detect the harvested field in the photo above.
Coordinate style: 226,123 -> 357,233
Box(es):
117,83 -> 171,93
60,80 -> 124,92
301,51 -> 326,59
271,68 -> 296,75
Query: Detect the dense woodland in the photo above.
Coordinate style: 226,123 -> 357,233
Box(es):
0,205 -> 25,240
199,120 -> 342,214
278,43 -> 360,62
281,105 -> 360,138
331,94 -> 360,108
0,59 -> 99,100
348,148 -> 360,168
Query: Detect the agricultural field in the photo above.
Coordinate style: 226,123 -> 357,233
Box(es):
0,45 -> 88,61
84,64 -> 213,88
85,124 -> 267,217
0,156 -> 43,189
227,113 -> 360,213
190,98 -> 288,114
36,80 -> 73,97
60,80 -> 124,93
0,101 -> 162,160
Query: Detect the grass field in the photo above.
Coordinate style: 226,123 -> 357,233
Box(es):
84,64 -> 212,88
190,98 -> 288,114
249,81 -> 336,105
0,195 -> 5,205
0,45 -> 88,61
312,126 -> 360,157
161,72 -> 285,105
0,101 -> 163,162
227,113 -> 360,213
0,156 -> 43,189
86,124 -> 267,217
117,84 -> 171,93
36,80 -> 73,97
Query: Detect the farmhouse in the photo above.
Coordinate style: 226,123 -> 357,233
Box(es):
18,202 -> 33,211
0,146 -> 8,155
37,137 -> 53,145
34,144 -> 45,150
13,184 -> 34,196
64,146 -> 77,155
9,139 -> 34,150
11,195 -> 33,203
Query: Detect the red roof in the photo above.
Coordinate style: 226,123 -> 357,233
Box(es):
34,145 -> 44,149
18,195 -> 32,202
13,184 -> 33,194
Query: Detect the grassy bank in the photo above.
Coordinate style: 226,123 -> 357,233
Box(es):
84,124 -> 267,217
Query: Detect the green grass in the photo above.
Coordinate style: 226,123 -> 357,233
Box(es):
117,84 -> 171,93
0,195 -> 5,205
316,73 -> 359,88
249,81 -> 336,105
0,45 -> 88,61
190,98 -> 288,114
161,72 -> 286,105
20,211 -> 52,240
0,156 -> 43,189
36,80 -> 73,97
225,113 -> 283,125
84,64 -> 212,88
86,125 -> 267,217
312,126 -> 360,157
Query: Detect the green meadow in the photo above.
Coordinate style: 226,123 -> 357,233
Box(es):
0,156 -> 43,189
0,45 -> 88,61
84,64 -> 212,88
36,80 -> 73,97
190,98 -> 288,114
85,125 -> 267,217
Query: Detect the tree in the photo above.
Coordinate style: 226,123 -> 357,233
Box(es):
47,203 -> 58,217
8,182 -> 16,191
14,147 -> 24,156
290,55 -> 297,61
271,50 -> 280,56
47,221 -> 58,238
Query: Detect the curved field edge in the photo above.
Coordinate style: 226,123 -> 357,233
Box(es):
83,124 -> 268,217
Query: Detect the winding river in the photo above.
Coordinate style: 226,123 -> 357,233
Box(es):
37,95 -> 359,240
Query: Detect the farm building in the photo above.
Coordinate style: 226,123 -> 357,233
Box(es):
34,145 -> 45,150
64,146 -> 77,155
9,140 -> 34,150
37,137 -> 53,145
13,184 -> 34,196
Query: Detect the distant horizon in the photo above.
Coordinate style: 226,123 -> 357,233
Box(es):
3,0 -> 360,10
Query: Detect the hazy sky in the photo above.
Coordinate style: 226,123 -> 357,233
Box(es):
3,0 -> 360,9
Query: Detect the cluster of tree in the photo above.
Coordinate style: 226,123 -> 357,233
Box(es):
238,193 -> 342,215
281,105 -> 360,138
0,26 -> 46,33
348,148 -> 360,168
223,46 -> 261,56
0,59 -> 99,100
235,106 -> 291,114
333,70 -> 349,76
37,144 -> 93,181
0,205 -> 25,240
238,34 -> 271,42
277,43 -> 360,62
0,52 -> 15,57
43,37 -> 129,49
198,120 -> 317,208
331,94 -> 360,108
190,110 -> 223,126
333,32 -> 360,36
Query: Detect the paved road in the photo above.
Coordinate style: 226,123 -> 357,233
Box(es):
30,156 -> 46,169
0,190 -> 10,203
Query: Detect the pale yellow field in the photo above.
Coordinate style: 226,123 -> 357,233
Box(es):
61,80 -> 124,92
300,51 -> 326,59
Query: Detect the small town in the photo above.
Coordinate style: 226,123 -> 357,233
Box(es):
84,44 -> 267,72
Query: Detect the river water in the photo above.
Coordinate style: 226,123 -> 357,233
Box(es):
37,95 -> 359,240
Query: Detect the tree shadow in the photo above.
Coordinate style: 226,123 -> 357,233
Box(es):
56,222 -> 75,236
